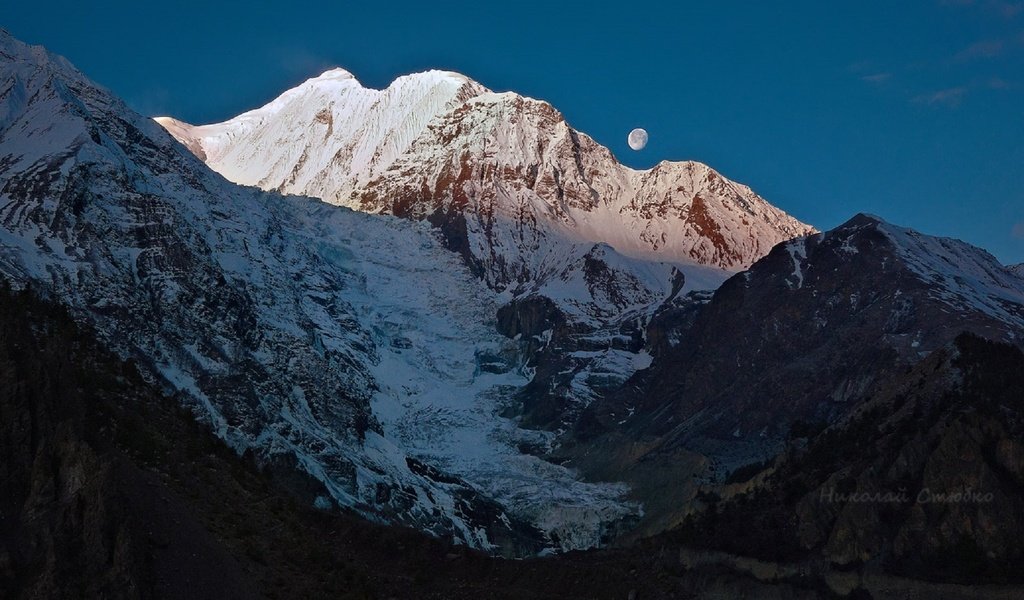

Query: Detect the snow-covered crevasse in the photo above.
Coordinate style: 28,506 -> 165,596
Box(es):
0,30 -> 633,553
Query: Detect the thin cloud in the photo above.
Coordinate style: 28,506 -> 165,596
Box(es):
954,39 -> 1007,62
1013,222 -> 1024,238
861,72 -> 893,84
910,78 -> 1017,108
850,62 -> 894,87
273,46 -> 338,80
996,1 -> 1024,17
913,86 -> 969,107
847,60 -> 874,74
939,0 -> 1024,18
127,86 -> 171,118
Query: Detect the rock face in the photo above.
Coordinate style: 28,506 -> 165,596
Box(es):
0,30 -> 641,553
350,94 -> 811,288
672,333 -> 1024,584
7,29 -> 1024,567
156,64 -> 813,435
4,289 -> 1021,599
158,70 -> 814,281
164,66 -> 814,285
604,214 -> 1024,454
0,286 -> 261,599
560,214 -> 1024,540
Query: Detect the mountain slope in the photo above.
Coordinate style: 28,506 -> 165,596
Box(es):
0,285 -> 901,600
157,68 -> 814,305
156,65 -> 814,438
154,68 -> 485,200
0,284 -> 733,600
564,213 -> 1024,538
672,333 -> 1024,584
0,30 -> 637,553
612,214 -> 1024,447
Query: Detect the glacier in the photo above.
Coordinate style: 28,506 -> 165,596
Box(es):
0,29 -> 640,553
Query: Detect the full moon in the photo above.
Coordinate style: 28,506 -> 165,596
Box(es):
627,128 -> 648,151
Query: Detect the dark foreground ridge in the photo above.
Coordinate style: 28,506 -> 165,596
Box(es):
672,333 -> 1024,584
0,283 -> 652,599
0,283 -> 822,599
3,283 -> 1024,600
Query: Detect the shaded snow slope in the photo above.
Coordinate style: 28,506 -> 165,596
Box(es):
848,215 -> 1024,333
0,30 -> 635,553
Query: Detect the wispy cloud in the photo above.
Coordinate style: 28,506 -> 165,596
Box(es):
910,78 -> 1017,108
940,0 -> 1024,18
860,72 -> 893,84
850,62 -> 895,87
853,22 -> 1023,108
273,46 -> 338,80
954,38 -> 1007,62
1012,222 -> 1024,238
913,86 -> 969,107
127,86 -> 171,118
996,1 -> 1024,17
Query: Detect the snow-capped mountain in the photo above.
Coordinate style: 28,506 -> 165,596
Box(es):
568,213 -> 1024,537
157,68 -> 813,297
0,30 -> 641,554
7,28 -> 1024,564
605,213 -> 1024,455
157,66 -> 814,431
154,68 -> 485,200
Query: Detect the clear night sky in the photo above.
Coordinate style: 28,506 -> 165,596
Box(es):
5,1 -> 1023,263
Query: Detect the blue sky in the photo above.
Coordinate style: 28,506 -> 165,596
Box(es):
5,1 -> 1024,263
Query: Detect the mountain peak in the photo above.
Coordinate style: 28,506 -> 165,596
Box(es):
0,27 -> 26,53
0,32 -> 638,552
834,212 -> 886,230
0,29 -> 80,83
307,66 -> 358,83
392,68 -> 476,88
158,69 -> 814,275
303,67 -> 479,92
806,215 -> 1024,330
